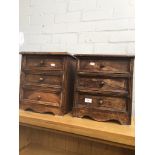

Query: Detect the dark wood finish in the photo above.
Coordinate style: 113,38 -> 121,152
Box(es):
25,55 -> 63,70
73,54 -> 134,125
20,52 -> 76,115
79,59 -> 129,73
78,76 -> 128,91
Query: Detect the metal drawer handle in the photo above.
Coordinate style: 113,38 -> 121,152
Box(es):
39,77 -> 44,81
99,100 -> 103,105
40,60 -> 44,65
99,81 -> 105,87
37,96 -> 41,100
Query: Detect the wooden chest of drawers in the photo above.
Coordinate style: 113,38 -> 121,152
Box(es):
72,54 -> 134,125
20,52 -> 76,115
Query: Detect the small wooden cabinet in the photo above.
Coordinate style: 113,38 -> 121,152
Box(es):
20,52 -> 76,115
73,54 -> 134,125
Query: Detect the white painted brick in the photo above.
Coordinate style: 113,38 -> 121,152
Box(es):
79,32 -> 109,43
76,44 -> 94,52
52,33 -> 78,44
21,43 -> 41,51
94,42 -> 135,54
97,0 -> 129,10
56,0 -> 66,2
68,0 -> 81,11
127,43 -> 135,54
40,43 -> 66,51
54,2 -> 67,14
40,43 -> 94,53
94,43 -> 129,54
82,10 -> 113,21
55,12 -> 81,23
42,23 -> 67,34
69,0 -> 97,11
29,3 -> 67,15
114,5 -> 134,18
30,14 -> 54,25
95,19 -> 135,31
95,0 -> 134,18
20,0 -> 30,7
19,0 -> 30,13
67,43 -> 94,53
109,30 -> 134,42
29,6 -> 54,15
25,34 -> 52,44
67,22 -> 95,32
20,0 -> 135,56
30,0 -> 53,7
30,1 -> 67,14
20,25 -> 42,34
67,19 -> 134,33
19,14 -> 30,26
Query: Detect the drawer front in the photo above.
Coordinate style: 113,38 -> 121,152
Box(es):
78,77 -> 127,91
24,73 -> 63,86
79,59 -> 129,73
76,93 -> 127,112
25,55 -> 63,70
23,89 -> 62,107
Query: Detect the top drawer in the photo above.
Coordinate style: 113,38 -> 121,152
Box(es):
78,59 -> 130,73
24,55 -> 64,70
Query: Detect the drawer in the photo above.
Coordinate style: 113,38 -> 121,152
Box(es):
78,59 -> 129,73
78,76 -> 128,91
24,73 -> 63,87
76,93 -> 127,112
25,55 -> 63,70
22,88 -> 62,107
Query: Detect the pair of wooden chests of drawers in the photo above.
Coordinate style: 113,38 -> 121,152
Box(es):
20,52 -> 134,125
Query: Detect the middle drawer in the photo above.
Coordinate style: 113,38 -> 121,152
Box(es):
21,71 -> 63,88
77,76 -> 128,92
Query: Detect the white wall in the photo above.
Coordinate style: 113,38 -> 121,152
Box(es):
19,0 -> 134,54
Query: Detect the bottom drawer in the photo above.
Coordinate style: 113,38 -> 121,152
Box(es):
75,93 -> 128,112
21,88 -> 62,107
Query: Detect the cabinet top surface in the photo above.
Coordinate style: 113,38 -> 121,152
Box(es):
19,110 -> 135,147
19,51 -> 75,58
75,54 -> 135,58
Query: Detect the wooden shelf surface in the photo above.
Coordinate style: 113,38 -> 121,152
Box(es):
20,143 -> 78,155
19,110 -> 135,147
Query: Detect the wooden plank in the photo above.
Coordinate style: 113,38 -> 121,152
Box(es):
19,110 -> 135,147
20,126 -> 134,155
20,143 -> 79,155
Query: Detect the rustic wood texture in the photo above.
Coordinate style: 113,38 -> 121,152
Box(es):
78,76 -> 128,91
19,110 -> 135,147
20,52 -> 76,115
73,54 -> 134,125
20,125 -> 134,155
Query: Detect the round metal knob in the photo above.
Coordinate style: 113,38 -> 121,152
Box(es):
39,77 -> 44,81
99,100 -> 103,105
99,81 -> 105,87
40,60 -> 44,65
37,96 -> 41,100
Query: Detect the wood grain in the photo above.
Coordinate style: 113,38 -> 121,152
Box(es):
20,143 -> 78,155
73,55 -> 134,125
20,52 -> 76,115
19,110 -> 135,147
20,125 -> 134,155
